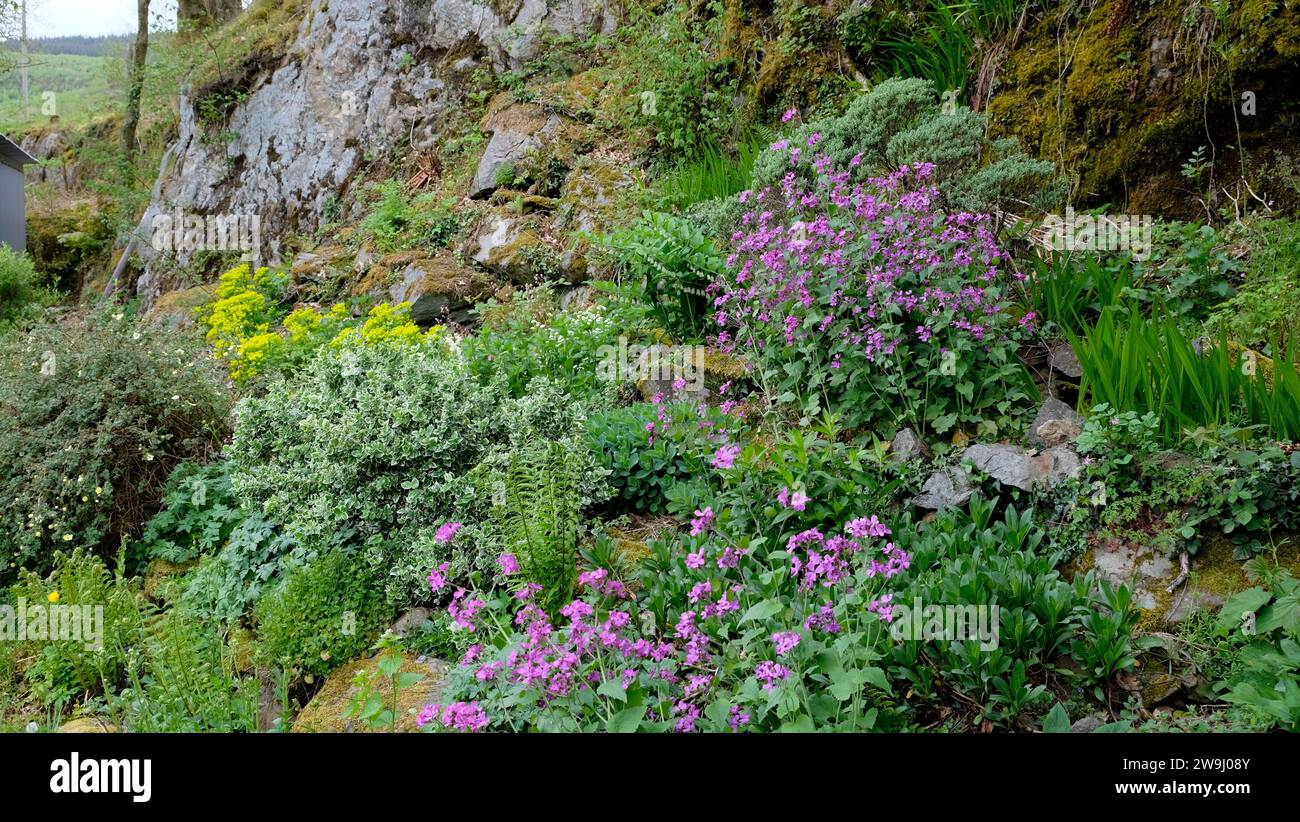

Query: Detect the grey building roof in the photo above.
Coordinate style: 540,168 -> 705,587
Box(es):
0,134 -> 37,171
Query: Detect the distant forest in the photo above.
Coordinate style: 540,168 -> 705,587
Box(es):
0,34 -> 131,57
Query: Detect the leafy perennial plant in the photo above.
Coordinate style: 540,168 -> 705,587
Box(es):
713,152 -> 1036,435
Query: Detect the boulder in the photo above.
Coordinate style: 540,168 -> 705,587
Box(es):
390,607 -> 433,639
890,427 -> 932,463
470,103 -> 565,199
381,254 -> 498,326
913,466 -> 975,510
1027,397 -> 1083,448
1047,341 -> 1083,379
292,653 -> 451,733
465,211 -> 557,284
1163,588 -> 1225,624
964,443 -> 1037,491
946,441 -> 1081,495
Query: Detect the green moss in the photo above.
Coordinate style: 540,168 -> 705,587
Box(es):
985,0 -> 1300,217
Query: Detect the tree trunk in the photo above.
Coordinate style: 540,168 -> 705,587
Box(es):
19,0 -> 29,118
120,0 -> 150,167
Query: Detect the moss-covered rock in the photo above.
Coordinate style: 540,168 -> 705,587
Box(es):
291,653 -> 450,734
141,558 -> 199,602
986,0 -> 1300,217
145,285 -> 216,331
57,717 -> 117,733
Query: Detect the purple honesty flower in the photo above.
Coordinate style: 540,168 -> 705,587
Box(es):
497,553 -> 519,575
689,507 -> 714,536
771,631 -> 801,655
434,522 -> 463,544
427,562 -> 451,593
712,443 -> 741,470
755,661 -> 791,691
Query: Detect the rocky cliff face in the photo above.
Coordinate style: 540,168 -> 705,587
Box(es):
132,0 -> 617,305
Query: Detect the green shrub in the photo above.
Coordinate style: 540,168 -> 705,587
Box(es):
253,549 -> 391,682
598,212 -> 723,342
0,315 -> 230,582
228,339 -> 604,601
0,246 -> 55,330
139,461 -> 244,564
620,4 -> 742,162
361,179 -> 461,253
1206,219 -> 1300,358
585,401 -> 729,514
462,284 -> 648,400
749,77 -> 1061,216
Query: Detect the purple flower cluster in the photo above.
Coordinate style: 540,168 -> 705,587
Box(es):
710,149 -> 1027,428
428,505 -> 908,732
417,701 -> 488,732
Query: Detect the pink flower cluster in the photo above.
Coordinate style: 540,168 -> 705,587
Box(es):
710,149 -> 1026,424
417,701 -> 489,732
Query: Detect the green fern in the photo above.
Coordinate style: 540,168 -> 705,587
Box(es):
492,440 -> 583,616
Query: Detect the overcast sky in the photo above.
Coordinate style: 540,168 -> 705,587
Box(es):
21,0 -> 180,38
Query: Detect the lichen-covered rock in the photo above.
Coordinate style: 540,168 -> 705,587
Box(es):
464,211 -> 560,284
1027,397 -> 1084,448
377,253 -> 498,326
471,102 -> 565,199
890,428 -> 931,464
292,653 -> 451,734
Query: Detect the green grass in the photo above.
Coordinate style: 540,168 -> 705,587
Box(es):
1071,307 -> 1300,445
0,51 -> 120,132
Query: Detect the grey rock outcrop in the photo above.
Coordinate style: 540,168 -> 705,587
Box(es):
131,0 -> 619,308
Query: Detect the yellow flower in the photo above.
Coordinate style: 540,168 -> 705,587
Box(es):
47,590 -> 60,603
62,534 -> 73,542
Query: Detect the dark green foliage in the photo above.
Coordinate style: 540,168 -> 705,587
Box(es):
888,498 -> 1135,726
585,401 -> 724,514
1214,568 -> 1300,731
0,246 -> 56,330
253,549 -> 391,682
140,461 -> 244,564
0,316 -> 229,583
599,211 -> 724,341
